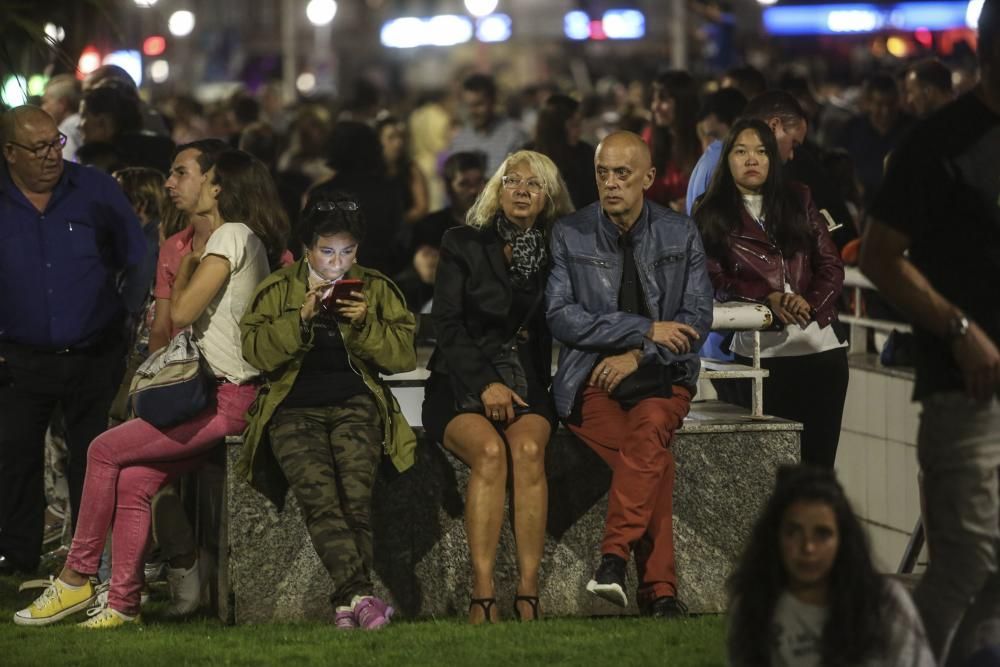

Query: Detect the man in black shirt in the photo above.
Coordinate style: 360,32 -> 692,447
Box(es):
860,3 -> 1000,662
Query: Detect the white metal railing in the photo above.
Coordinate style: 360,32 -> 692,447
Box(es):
842,267 -> 911,354
705,302 -> 774,418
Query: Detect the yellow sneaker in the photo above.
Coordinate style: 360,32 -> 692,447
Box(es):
13,577 -> 96,626
77,607 -> 140,629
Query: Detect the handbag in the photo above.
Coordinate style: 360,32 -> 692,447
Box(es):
453,290 -> 543,413
610,363 -> 674,409
128,330 -> 215,428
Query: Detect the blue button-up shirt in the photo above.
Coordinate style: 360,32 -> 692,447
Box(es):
0,161 -> 146,348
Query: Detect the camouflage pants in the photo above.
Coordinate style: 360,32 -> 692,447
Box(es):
269,394 -> 384,607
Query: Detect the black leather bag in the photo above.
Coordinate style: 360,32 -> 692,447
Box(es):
452,290 -> 542,413
610,363 -> 673,409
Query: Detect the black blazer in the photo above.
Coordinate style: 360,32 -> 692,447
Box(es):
428,223 -> 551,397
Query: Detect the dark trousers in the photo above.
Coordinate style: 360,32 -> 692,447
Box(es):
0,339 -> 125,569
721,347 -> 849,468
268,394 -> 384,607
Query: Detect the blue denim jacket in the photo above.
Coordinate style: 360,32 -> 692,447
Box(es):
545,201 -> 714,418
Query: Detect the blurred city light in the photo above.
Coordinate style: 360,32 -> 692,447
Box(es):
464,0 -> 498,18
1,76 -> 28,107
306,0 -> 338,26
602,9 -> 645,39
143,35 -> 167,57
150,59 -> 170,83
966,0 -> 985,28
886,35 -> 910,56
763,2 -> 970,35
427,15 -> 474,46
564,11 -> 590,40
77,46 -> 102,78
756,0 -> 779,5
134,0 -> 159,7
28,74 -> 49,97
296,72 -> 317,94
476,14 -> 512,42
381,15 -> 474,48
44,23 -> 66,44
103,50 -> 143,86
168,10 -> 196,37
563,9 -> 646,40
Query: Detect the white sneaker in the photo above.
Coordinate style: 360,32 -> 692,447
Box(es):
164,562 -> 201,617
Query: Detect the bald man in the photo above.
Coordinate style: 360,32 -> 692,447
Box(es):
0,106 -> 144,574
546,131 -> 713,618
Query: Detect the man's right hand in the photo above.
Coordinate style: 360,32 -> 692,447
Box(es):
952,320 -> 1000,402
647,321 -> 700,354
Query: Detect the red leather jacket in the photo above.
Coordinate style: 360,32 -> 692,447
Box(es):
705,183 -> 844,327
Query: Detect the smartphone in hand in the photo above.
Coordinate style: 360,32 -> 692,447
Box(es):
321,279 -> 364,312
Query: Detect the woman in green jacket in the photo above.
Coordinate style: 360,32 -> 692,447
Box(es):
239,193 -> 417,630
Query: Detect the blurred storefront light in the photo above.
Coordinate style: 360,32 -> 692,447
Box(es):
28,75 -> 49,97
150,59 -> 170,83
465,0 -> 498,18
306,0 -> 338,26
966,0 -> 985,28
134,0 -> 158,7
44,23 -> 66,44
476,14 -> 511,42
168,10 -> 196,37
764,2 -> 972,35
296,72 -> 317,94
143,35 -> 167,57
380,15 -> 474,48
77,46 -> 102,78
1,76 -> 28,107
563,9 -> 646,40
103,50 -> 143,86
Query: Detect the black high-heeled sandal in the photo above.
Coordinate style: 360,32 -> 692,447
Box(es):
513,595 -> 540,621
469,597 -> 497,624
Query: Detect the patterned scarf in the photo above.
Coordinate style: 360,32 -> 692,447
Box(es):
495,213 -> 546,289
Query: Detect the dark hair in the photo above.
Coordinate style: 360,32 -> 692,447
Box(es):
981,0 -> 999,60
238,122 -> 278,172
533,93 -> 580,167
326,120 -> 386,179
173,138 -> 230,175
723,65 -> 768,99
697,88 -> 748,126
230,94 -> 260,126
298,190 -> 367,248
651,70 -> 701,174
905,58 -> 953,93
727,465 -> 894,666
374,114 -> 413,174
694,118 -> 812,258
211,150 -> 289,269
462,73 -> 497,99
742,90 -> 806,126
83,86 -> 142,136
442,151 -> 486,184
863,72 -> 900,97
113,166 -> 165,221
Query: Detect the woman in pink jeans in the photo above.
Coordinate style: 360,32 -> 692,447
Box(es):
14,149 -> 288,629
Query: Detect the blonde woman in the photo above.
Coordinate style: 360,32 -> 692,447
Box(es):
422,150 -> 573,623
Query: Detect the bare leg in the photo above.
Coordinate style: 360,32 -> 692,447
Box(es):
443,414 -> 508,624
505,415 -> 550,620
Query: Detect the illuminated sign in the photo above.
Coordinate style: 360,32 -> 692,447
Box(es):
764,2 -> 975,35
563,9 -> 646,40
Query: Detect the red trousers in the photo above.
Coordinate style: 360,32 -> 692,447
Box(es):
567,385 -> 691,602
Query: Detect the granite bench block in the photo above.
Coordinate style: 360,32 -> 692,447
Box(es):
221,409 -> 799,624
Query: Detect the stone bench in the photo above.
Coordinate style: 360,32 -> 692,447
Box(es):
218,401 -> 799,624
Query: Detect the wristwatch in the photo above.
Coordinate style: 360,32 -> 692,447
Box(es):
947,313 -> 970,340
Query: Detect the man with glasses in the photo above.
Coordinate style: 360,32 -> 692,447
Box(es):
0,106 -> 145,574
546,131 -> 713,618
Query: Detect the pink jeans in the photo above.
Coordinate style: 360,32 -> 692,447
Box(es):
65,382 -> 257,614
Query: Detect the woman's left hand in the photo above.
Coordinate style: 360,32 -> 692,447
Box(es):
337,291 -> 368,326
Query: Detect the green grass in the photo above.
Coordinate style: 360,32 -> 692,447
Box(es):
0,575 -> 727,666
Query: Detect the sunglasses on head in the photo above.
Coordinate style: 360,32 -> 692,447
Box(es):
310,200 -> 360,214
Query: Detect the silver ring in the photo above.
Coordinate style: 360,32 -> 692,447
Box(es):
601,369 -> 610,375
491,411 -> 500,419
